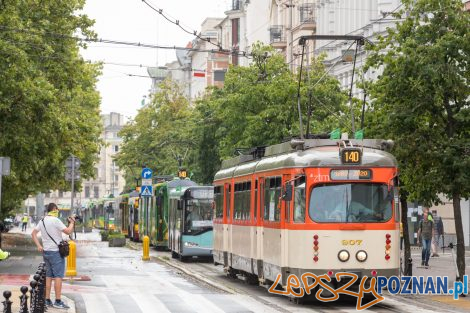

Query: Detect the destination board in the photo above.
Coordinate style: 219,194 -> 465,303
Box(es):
330,169 -> 372,180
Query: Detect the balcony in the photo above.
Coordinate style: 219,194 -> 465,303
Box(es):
269,25 -> 286,49
297,3 -> 315,31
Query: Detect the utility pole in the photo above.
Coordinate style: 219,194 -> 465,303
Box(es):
287,0 -> 294,71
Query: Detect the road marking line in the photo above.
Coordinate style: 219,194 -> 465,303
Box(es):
131,292 -> 171,313
81,293 -> 115,313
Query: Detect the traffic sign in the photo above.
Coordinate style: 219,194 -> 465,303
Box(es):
66,157 -> 80,169
141,168 -> 152,179
141,179 -> 152,186
65,171 -> 81,181
0,157 -> 10,176
141,185 -> 153,197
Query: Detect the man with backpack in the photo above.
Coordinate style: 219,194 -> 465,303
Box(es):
417,207 -> 434,268
431,210 -> 444,257
31,203 -> 75,309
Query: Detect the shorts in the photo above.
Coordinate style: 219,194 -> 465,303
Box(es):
43,251 -> 65,278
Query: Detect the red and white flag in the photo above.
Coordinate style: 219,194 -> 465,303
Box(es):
193,70 -> 206,78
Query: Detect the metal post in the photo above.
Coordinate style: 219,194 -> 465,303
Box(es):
29,281 -> 37,313
348,42 -> 359,134
2,290 -> 12,313
296,43 -> 306,140
70,156 -> 75,217
19,286 -> 29,313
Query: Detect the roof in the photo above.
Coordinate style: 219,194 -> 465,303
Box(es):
215,139 -> 397,180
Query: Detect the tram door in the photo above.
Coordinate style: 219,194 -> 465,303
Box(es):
223,183 -> 231,267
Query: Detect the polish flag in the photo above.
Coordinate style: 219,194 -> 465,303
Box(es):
193,70 -> 206,78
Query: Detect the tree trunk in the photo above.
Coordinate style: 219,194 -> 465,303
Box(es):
452,192 -> 466,280
400,193 -> 412,276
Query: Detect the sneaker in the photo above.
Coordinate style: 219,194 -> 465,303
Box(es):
53,300 -> 70,309
425,263 -> 429,268
45,299 -> 53,307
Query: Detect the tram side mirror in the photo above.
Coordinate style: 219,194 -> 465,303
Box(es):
177,199 -> 183,210
282,183 -> 293,202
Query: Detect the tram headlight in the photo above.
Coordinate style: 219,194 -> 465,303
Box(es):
338,250 -> 350,262
184,241 -> 199,247
356,250 -> 368,262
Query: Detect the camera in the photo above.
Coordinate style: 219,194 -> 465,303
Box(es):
69,214 -> 83,223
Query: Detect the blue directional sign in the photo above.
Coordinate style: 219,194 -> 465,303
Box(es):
141,185 -> 153,197
141,168 -> 152,179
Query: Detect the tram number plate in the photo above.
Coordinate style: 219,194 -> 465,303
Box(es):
330,169 -> 372,180
341,148 -> 362,164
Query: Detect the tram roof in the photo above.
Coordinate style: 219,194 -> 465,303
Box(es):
215,139 -> 397,180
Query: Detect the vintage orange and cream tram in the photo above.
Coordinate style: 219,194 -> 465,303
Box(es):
213,138 -> 399,291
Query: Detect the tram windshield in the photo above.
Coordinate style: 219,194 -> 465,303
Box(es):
184,199 -> 213,234
309,183 -> 393,223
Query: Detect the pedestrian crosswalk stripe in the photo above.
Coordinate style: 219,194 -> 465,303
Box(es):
176,290 -> 225,313
82,293 -> 115,313
131,293 -> 170,313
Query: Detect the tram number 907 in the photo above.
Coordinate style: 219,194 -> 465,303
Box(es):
342,240 -> 363,246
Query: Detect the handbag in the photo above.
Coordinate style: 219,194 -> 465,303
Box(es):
42,219 -> 70,258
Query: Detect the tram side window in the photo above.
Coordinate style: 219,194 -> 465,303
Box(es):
234,182 -> 251,220
293,176 -> 306,223
234,183 -> 242,220
264,177 -> 281,222
214,186 -> 223,219
244,182 -> 251,220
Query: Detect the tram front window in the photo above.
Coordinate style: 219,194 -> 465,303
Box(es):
184,199 -> 213,234
310,183 -> 393,223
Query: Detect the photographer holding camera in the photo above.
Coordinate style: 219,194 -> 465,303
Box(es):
31,203 -> 75,309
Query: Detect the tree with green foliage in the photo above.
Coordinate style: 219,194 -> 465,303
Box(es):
116,79 -> 195,185
0,0 -> 102,216
195,44 -> 348,162
366,0 -> 470,278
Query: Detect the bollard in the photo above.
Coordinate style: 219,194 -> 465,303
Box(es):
29,281 -> 36,313
66,241 -> 77,277
407,257 -> 413,276
19,286 -> 29,313
142,235 -> 150,261
2,290 -> 12,313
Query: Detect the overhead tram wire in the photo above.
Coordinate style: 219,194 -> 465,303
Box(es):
0,25 -> 252,58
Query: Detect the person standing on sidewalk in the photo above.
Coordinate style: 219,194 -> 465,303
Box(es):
31,203 -> 75,309
417,207 -> 434,268
21,213 -> 29,232
431,210 -> 444,257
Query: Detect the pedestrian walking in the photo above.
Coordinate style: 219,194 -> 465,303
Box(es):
431,210 -> 444,257
31,203 -> 75,309
417,207 -> 434,268
21,213 -> 29,232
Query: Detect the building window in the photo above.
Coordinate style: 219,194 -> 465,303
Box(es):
214,70 -> 226,82
114,175 -> 119,183
114,145 -> 119,152
85,186 -> 90,198
94,186 -> 99,198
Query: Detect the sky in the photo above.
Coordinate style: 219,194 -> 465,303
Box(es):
80,0 -> 231,118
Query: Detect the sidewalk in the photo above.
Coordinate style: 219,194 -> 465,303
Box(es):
408,247 -> 470,311
0,227 -> 84,313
